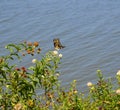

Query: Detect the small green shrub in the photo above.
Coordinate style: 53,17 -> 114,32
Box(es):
0,41 -> 120,110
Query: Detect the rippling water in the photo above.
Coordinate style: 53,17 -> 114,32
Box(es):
0,0 -> 120,91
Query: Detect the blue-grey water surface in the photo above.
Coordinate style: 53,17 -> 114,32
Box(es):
0,0 -> 120,91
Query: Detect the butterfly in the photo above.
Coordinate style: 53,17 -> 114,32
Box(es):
53,38 -> 65,50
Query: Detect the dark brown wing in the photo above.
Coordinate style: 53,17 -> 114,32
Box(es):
57,38 -> 65,49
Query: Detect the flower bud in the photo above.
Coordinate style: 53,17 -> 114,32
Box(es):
73,80 -> 77,83
59,54 -> 63,58
33,42 -> 39,47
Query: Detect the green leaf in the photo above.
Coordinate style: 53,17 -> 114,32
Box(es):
19,43 -> 27,48
10,53 -> 21,59
28,66 -> 35,71
1,72 -> 7,79
0,78 -> 5,83
7,44 -> 21,51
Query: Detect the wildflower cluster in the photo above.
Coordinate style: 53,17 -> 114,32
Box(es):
53,50 -> 63,58
85,70 -> 120,110
1,41 -> 120,110
0,41 -> 61,109
5,41 -> 41,58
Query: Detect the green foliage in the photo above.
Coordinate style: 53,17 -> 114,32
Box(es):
0,41 -> 120,110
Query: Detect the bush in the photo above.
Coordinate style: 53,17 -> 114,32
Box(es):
0,41 -> 120,110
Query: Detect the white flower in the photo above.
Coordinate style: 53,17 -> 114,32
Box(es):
87,82 -> 93,87
116,89 -> 120,95
32,59 -> 37,63
53,50 -> 58,55
56,73 -> 60,77
116,70 -> 120,76
59,54 -> 63,58
41,75 -> 44,78
6,85 -> 9,88
73,90 -> 78,94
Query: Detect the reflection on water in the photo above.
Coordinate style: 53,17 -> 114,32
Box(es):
0,0 -> 120,91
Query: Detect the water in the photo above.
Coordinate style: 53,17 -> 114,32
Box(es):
0,0 -> 120,91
